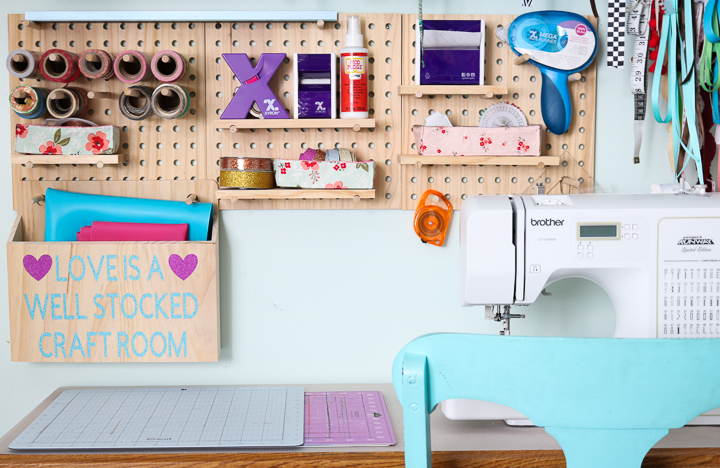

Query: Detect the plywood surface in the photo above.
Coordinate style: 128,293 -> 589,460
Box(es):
400,14 -> 597,209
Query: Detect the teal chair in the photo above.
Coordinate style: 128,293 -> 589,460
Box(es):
392,333 -> 720,468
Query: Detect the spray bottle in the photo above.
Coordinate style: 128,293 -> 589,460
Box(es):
340,15 -> 369,119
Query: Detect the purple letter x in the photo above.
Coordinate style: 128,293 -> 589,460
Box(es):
220,53 -> 289,120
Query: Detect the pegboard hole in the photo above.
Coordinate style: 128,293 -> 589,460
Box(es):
385,159 -> 392,166
301,40 -> 307,47
529,110 -> 536,116
301,142 -> 307,149
86,40 -> 92,47
370,40 -> 376,47
172,22 -> 178,29
174,160 -> 180,166
137,22 -> 144,29
496,41 -> 503,48
428,177 -> 434,183
579,110 -> 586,116
284,143 -> 290,149
528,177 -> 534,183
104,109 -> 111,115
140,159 -> 146,166
496,76 -> 502,82
385,40 -> 392,47
173,125 -> 180,132
385,125 -> 392,132
496,59 -> 503,65
216,143 -> 223,149
368,142 -> 375,149
385,176 -> 392,183
578,160 -> 585,167
545,177 -> 551,184
513,76 -> 519,82
478,177 -> 484,183
412,109 -> 418,116
385,74 -> 392,81
335,40 -> 342,47
190,143 -> 197,149
53,41 -> 59,47
495,177 -> 501,184
562,160 -> 568,167
300,22 -> 307,29
155,40 -> 161,47
411,194 -> 417,200
191,160 -> 197,166
444,177 -> 451,183
69,41 -> 76,48
545,144 -> 551,150
578,178 -> 585,184
173,143 -> 180,149
513,93 -> 519,99
318,40 -> 324,47
250,23 -> 256,30
579,127 -> 585,133
462,194 -> 468,200
512,177 -> 517,184
156,22 -> 163,29
445,109 -> 451,116
283,23 -> 290,29
385,193 -> 392,199
283,40 -> 290,47
120,40 -> 127,47
69,23 -> 76,29
104,40 -> 110,47
562,143 -> 568,150
137,40 -> 144,47
335,22 -> 341,29
266,23 -> 273,29
267,40 -> 273,47
530,93 -> 536,99
156,159 -> 163,166
580,93 -> 586,100
579,145 -> 585,151
410,177 -> 418,183
530,76 -> 536,82
462,109 -> 468,116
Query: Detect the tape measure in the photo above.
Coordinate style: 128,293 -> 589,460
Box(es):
628,0 -> 651,164
478,102 -> 528,127
414,190 -> 453,246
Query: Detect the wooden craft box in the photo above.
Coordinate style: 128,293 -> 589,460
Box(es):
6,181 -> 220,363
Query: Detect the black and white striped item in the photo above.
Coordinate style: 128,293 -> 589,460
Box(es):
628,0 -> 651,164
522,0 -> 533,6
607,0 -> 627,68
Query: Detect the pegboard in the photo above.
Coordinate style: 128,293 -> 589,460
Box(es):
400,14 -> 597,210
204,14 -> 402,210
7,14 -> 207,186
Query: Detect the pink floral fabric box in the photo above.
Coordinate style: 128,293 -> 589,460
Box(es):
14,124 -> 120,156
274,159 -> 375,189
412,125 -> 542,156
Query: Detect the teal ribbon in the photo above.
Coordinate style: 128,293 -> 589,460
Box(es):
651,0 -> 704,183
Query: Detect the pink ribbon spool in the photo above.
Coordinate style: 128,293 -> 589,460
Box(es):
113,50 -> 151,83
151,50 -> 187,83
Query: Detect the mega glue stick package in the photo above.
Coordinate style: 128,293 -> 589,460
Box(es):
340,15 -> 369,119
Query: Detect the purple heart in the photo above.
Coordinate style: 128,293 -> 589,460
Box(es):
24,254 -> 52,281
169,254 -> 198,281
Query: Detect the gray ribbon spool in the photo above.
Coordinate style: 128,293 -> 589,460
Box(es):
6,49 -> 41,79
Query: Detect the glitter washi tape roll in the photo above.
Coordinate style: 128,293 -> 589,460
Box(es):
114,50 -> 152,83
325,148 -> 340,161
78,49 -> 115,80
151,50 -> 187,83
313,149 -> 326,161
220,157 -> 274,171
6,49 -> 42,79
339,148 -> 356,161
152,83 -> 191,119
300,148 -> 317,161
40,49 -> 81,83
220,170 -> 276,189
46,87 -> 87,119
10,86 -> 48,119
119,85 -> 153,120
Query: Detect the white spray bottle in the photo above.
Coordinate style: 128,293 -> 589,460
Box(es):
340,15 -> 369,119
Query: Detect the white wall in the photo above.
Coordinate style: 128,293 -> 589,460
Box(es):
0,0 -> 679,435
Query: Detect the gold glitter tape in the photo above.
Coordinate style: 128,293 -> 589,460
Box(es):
219,170 -> 276,189
339,148 -> 356,162
220,157 -> 274,171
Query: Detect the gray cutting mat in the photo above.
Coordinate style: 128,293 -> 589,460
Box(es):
9,387 -> 304,449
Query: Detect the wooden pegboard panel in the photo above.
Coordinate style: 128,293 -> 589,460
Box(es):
204,14 -> 402,210
400,14 -> 597,210
8,14 -> 207,188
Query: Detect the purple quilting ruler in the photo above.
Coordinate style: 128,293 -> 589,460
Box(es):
303,391 -> 396,446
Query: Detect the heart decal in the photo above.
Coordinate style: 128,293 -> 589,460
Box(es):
24,254 -> 52,281
169,254 -> 198,281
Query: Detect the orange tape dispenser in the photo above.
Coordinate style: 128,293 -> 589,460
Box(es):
414,190 -> 453,246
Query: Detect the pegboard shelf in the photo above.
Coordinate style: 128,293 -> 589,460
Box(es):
398,85 -> 508,98
11,154 -> 125,168
216,119 -> 376,132
216,188 -> 375,202
399,154 -> 559,167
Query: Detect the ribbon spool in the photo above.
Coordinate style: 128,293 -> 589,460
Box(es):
413,190 -> 453,247
118,86 -> 153,121
46,87 -> 87,119
220,157 -> 274,171
219,170 -> 276,189
40,49 -> 81,83
9,85 -> 48,119
152,84 -> 191,119
114,50 -> 151,83
78,49 -> 115,80
151,50 -> 187,83
6,49 -> 42,79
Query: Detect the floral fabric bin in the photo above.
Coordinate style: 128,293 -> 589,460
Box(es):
14,124 -> 120,155
412,125 -> 542,156
274,159 -> 375,189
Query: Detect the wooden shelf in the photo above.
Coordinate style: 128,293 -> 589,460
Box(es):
11,154 -> 125,168
215,119 -> 375,132
398,85 -> 508,98
399,155 -> 559,168
216,188 -> 375,202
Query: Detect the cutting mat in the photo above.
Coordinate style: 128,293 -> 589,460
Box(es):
304,391 -> 396,446
9,387 -> 304,449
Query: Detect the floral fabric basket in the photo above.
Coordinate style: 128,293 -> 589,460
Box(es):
412,125 -> 542,156
274,159 -> 375,189
14,123 -> 120,156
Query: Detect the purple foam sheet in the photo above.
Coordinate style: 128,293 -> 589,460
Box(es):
420,20 -> 482,85
220,53 -> 289,119
303,391 -> 396,446
297,54 -> 332,118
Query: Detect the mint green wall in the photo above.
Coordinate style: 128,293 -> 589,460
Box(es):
0,0 -> 675,436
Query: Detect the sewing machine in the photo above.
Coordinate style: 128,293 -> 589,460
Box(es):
444,192 -> 720,425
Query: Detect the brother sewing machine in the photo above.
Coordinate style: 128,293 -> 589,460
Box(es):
444,191 -> 720,425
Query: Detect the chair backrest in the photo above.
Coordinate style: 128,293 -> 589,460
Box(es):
392,333 -> 720,429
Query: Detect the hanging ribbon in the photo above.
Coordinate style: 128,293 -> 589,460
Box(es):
701,0 -> 720,123
651,0 -> 705,183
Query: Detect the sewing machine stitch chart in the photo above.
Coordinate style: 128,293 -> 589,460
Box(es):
9,387 -> 305,449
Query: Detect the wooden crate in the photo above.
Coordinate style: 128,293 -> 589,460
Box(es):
6,181 -> 220,362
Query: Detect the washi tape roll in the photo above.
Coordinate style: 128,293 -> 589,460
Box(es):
40,49 -> 81,83
118,86 -> 153,120
114,50 -> 151,83
6,49 -> 42,79
220,170 -> 276,189
151,50 -> 187,83
339,148 -> 356,162
220,157 -> 274,171
152,83 -> 191,119
78,49 -> 115,80
325,148 -> 340,161
46,87 -> 87,119
313,150 -> 326,161
9,85 -> 47,119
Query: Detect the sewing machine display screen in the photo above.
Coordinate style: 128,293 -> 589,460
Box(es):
579,224 -> 618,239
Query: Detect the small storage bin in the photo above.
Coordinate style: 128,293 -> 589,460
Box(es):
274,159 -> 375,189
412,124 -> 542,156
6,181 -> 220,363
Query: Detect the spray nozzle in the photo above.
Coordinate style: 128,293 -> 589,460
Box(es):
344,15 -> 364,48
